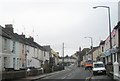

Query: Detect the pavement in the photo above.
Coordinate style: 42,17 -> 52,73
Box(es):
13,69 -> 69,81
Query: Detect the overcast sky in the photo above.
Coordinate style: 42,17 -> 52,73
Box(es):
0,0 -> 119,56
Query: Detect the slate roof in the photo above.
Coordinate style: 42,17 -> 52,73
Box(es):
43,45 -> 52,52
0,25 -> 11,39
81,48 -> 90,55
1,25 -> 45,50
99,40 -> 105,45
86,46 -> 99,55
114,21 -> 120,29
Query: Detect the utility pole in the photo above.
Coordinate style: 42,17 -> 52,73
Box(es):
62,43 -> 64,63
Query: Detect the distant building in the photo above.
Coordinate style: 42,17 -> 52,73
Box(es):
43,45 -> 59,65
59,55 -> 77,64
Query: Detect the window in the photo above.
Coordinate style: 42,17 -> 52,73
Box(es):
4,38 -> 7,50
102,46 -> 104,52
112,35 -> 116,46
4,57 -> 7,68
13,58 -> 15,69
28,59 -> 30,66
12,41 -> 16,53
114,53 -> 116,62
22,44 -> 24,54
94,64 -> 104,68
44,51 -> 46,56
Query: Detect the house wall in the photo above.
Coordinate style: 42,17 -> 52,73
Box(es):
9,40 -> 19,70
34,48 -> 40,68
118,1 -> 120,22
27,46 -> 34,68
51,49 -> 58,65
38,50 -> 44,62
21,44 -> 26,68
59,58 -> 76,63
27,46 -> 41,68
0,28 -> 2,80
104,29 -> 117,65
93,47 -> 101,61
44,51 -> 49,63
0,35 -> 2,80
2,37 -> 11,71
19,43 -> 22,69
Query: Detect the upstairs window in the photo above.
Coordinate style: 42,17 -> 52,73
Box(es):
44,51 -> 46,57
102,46 -> 104,52
12,41 -> 16,53
4,38 -> 7,50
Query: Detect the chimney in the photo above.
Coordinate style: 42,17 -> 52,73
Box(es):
79,47 -> 81,52
5,24 -> 14,33
20,33 -> 25,38
27,36 -> 34,42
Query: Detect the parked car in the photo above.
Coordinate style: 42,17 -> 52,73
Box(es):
84,60 -> 93,70
92,61 -> 106,75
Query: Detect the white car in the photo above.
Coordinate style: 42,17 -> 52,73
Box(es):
92,62 -> 106,75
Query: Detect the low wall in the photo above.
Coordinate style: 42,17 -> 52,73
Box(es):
27,69 -> 42,76
2,69 -> 43,80
106,64 -> 113,76
2,70 -> 26,80
114,74 -> 120,81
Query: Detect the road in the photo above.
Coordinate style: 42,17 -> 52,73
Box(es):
42,67 -> 92,79
34,64 -> 112,81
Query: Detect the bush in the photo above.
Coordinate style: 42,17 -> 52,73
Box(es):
42,63 -> 52,73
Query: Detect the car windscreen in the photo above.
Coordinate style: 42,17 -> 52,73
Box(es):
94,64 -> 104,68
86,60 -> 92,64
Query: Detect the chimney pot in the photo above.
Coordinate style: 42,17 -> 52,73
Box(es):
5,24 -> 14,33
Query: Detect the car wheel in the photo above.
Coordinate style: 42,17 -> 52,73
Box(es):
103,71 -> 106,75
93,71 -> 96,76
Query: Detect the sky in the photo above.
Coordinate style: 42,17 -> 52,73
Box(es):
0,0 -> 119,56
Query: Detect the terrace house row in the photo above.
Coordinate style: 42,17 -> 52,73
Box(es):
0,24 -> 50,71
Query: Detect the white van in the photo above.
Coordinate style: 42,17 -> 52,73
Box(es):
92,62 -> 106,75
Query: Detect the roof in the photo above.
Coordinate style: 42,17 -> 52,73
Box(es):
1,25 -> 44,49
81,48 -> 90,55
114,21 -> 120,29
33,42 -> 45,51
93,61 -> 103,64
99,40 -> 105,45
59,56 -> 76,59
0,25 -> 11,39
87,46 -> 99,55
1,24 -> 52,51
43,45 -> 51,52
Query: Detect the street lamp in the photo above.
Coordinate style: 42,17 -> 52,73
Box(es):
93,6 -> 112,63
93,6 -> 112,49
84,36 -> 93,61
84,36 -> 93,49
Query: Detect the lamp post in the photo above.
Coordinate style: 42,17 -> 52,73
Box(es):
93,6 -> 112,49
84,36 -> 93,49
84,36 -> 93,60
93,6 -> 112,63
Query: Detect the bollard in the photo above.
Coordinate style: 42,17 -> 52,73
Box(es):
113,61 -> 119,80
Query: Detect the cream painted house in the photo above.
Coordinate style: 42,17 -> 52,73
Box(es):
92,46 -> 101,61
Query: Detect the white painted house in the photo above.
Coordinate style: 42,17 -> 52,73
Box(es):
0,24 -> 51,71
0,25 -> 11,71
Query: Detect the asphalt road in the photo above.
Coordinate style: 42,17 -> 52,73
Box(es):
35,65 -> 112,81
41,67 -> 92,79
